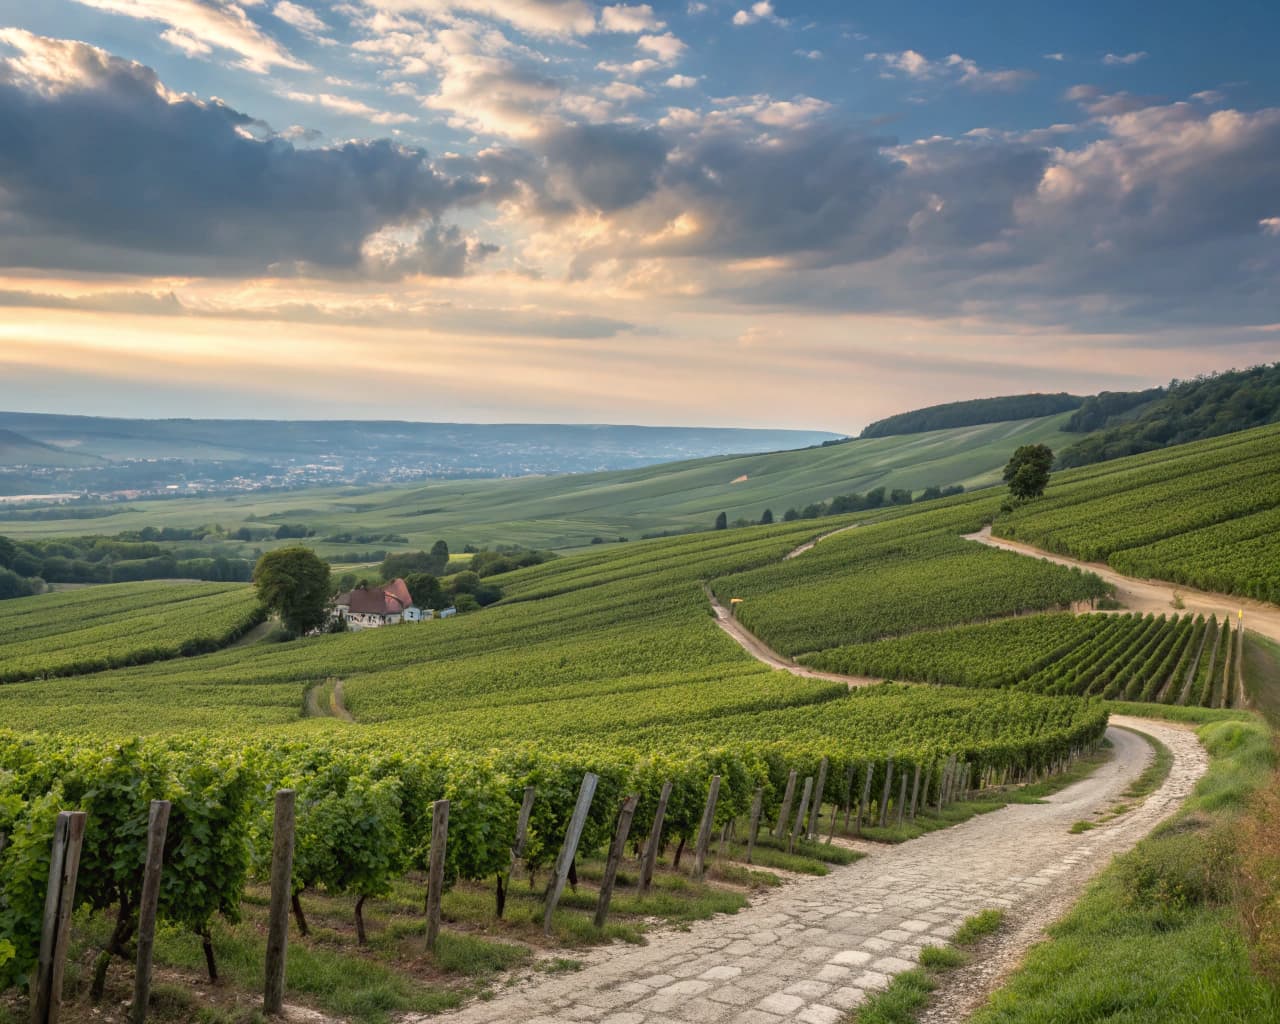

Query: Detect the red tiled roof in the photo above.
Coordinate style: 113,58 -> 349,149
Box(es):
337,578 -> 414,616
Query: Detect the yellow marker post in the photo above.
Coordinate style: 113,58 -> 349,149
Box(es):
730,598 -> 744,605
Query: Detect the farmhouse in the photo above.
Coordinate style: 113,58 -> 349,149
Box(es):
331,578 -> 424,630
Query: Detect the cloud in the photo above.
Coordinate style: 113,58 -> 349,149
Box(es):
0,287 -> 640,338
599,4 -> 664,32
664,74 -> 697,88
0,31 -> 495,275
355,0 -> 597,38
540,122 -> 671,211
280,89 -> 417,124
1044,52 -> 1065,62
69,0 -> 309,72
273,1 -> 334,42
870,49 -> 1034,91
602,80 -> 647,102
160,27 -> 213,58
1104,50 -> 1148,66
794,49 -> 821,61
732,2 -> 784,27
1259,218 -> 1280,237
1064,84 -> 1162,117
637,32 -> 687,64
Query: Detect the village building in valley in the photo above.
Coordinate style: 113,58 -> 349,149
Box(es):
331,578 -> 443,630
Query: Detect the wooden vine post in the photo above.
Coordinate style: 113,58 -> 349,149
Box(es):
594,795 -> 639,927
808,757 -> 829,839
857,761 -> 874,836
878,758 -> 895,828
692,775 -> 721,880
31,811 -> 87,1024
263,789 -> 295,1017
908,764 -> 922,821
131,800 -> 171,1024
639,780 -> 672,894
544,773 -> 598,934
788,776 -> 813,854
744,786 -> 764,863
774,770 -> 797,838
425,799 -> 450,951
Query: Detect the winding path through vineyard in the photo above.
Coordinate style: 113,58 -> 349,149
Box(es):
432,717 -> 1205,1024
967,527 -> 1280,644
707,587 -> 880,687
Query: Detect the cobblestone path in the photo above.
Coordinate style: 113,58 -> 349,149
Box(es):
431,717 -> 1205,1024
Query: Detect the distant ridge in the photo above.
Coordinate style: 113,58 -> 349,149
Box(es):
860,393 -> 1084,439
0,428 -> 104,468
1056,363 -> 1280,467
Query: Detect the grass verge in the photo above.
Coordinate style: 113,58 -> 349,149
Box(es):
847,909 -> 1004,1023
970,715 -> 1280,1024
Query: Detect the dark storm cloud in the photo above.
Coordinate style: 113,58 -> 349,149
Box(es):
0,32 -> 492,276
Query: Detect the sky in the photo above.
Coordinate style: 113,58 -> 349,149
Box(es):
0,1 -> 1278,432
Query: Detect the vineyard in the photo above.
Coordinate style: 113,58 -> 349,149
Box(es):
1,419 -> 1278,1017
804,612 -> 1248,708
995,422 -> 1280,602
0,686 -> 1107,997
712,499 -> 1110,656
0,582 -> 264,683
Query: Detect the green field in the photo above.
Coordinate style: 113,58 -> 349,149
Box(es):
0,581 -> 264,682
0,414 -> 1075,553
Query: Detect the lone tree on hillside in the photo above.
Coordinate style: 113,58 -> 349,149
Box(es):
760,508 -> 774,525
714,511 -> 728,530
253,547 -> 331,634
429,539 -> 450,574
1004,444 -> 1054,500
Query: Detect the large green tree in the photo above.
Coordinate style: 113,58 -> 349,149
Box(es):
1004,444 -> 1054,500
253,547 -> 331,634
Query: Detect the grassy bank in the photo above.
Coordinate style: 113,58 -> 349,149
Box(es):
972,711 -> 1280,1023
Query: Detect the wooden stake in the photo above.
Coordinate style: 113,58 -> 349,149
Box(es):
31,811 -> 86,1024
857,761 -> 874,836
639,780 -> 672,894
788,776 -> 812,854
908,764 -> 921,822
692,775 -> 721,880
808,757 -> 829,839
774,769 -> 797,838
896,771 -> 908,828
263,790 -> 295,1016
544,773 -> 598,934
878,759 -> 894,828
426,799 -> 450,950
745,786 -> 764,863
130,800 -> 171,1024
509,786 -> 536,876
595,795 -> 639,927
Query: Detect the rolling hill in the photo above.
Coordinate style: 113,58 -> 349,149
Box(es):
0,413 -> 1075,552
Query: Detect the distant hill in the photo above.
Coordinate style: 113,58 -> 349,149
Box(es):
0,413 -> 1075,552
859,393 -> 1083,439
0,429 -> 103,468
0,412 -> 841,477
1056,363 -> 1280,468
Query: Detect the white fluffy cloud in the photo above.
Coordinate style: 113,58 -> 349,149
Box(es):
1103,51 -> 1148,66
69,0 -> 309,72
599,4 -> 664,32
637,32 -> 687,64
869,49 -> 1034,91
732,2 -> 783,27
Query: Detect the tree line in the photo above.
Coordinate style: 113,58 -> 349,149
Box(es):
712,483 -> 966,531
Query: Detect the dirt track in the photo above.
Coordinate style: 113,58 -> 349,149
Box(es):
967,526 -> 1280,644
